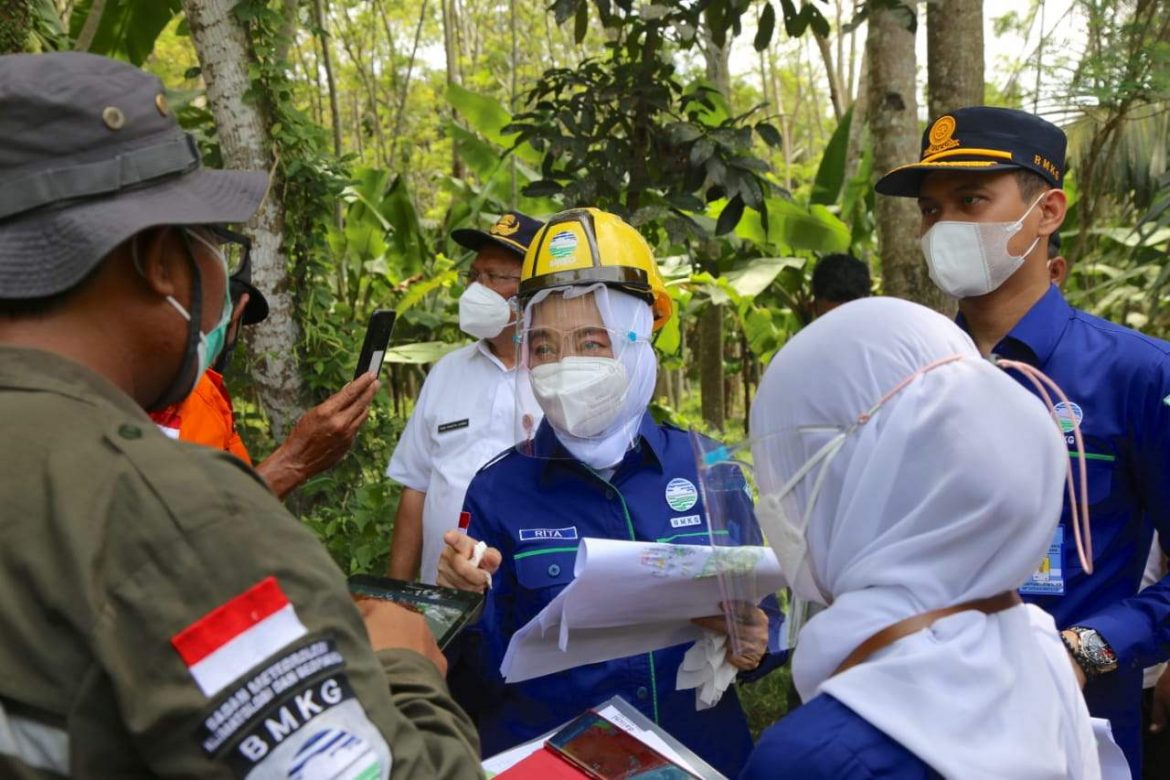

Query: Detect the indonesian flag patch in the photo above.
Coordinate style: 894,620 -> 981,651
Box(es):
172,577 -> 308,697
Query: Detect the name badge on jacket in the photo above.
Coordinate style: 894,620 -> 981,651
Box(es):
1020,526 -> 1064,596
437,418 -> 470,434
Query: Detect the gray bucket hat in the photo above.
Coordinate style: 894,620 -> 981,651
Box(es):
0,52 -> 268,299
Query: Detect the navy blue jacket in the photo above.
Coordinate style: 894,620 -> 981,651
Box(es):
741,695 -> 938,779
962,284 -> 1170,775
456,413 -> 785,777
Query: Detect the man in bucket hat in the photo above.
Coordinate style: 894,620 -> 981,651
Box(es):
0,52 -> 480,778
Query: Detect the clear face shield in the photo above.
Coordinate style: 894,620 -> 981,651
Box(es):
514,285 -> 651,459
689,433 -> 784,657
692,426 -> 842,653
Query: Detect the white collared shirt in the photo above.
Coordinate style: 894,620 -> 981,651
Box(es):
386,340 -> 539,583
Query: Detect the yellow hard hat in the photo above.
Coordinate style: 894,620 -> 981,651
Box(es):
520,208 -> 673,331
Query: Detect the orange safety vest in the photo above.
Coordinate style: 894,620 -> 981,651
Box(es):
149,370 -> 252,465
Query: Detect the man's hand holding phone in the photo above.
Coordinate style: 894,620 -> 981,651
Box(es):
255,373 -> 379,498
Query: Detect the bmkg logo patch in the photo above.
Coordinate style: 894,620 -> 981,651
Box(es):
1053,401 -> 1083,433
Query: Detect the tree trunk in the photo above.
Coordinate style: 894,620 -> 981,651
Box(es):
311,0 -> 343,228
813,33 -> 843,121
867,0 -> 952,313
181,0 -> 305,439
312,0 -> 342,160
702,29 -> 731,98
926,0 -> 984,118
274,0 -> 300,65
384,0 -> 427,170
74,0 -> 107,51
699,20 -> 731,431
699,303 -> 725,430
844,46 -> 870,182
441,0 -> 464,178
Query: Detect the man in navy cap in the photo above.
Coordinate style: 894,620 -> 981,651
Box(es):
877,105 -> 1170,775
385,211 -> 544,585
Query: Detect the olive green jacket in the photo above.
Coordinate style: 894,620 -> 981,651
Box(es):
0,346 -> 481,779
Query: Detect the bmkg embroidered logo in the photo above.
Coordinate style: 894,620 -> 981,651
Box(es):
1053,401 -> 1083,434
490,214 -> 520,237
925,114 -> 960,157
547,230 -> 580,265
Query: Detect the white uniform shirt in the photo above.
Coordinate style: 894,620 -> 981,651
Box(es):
386,340 -> 538,583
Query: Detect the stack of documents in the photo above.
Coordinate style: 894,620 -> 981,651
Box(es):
500,538 -> 784,683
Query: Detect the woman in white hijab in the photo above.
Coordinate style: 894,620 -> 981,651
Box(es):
740,297 -> 1103,779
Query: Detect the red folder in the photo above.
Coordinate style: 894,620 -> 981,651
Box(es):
496,746 -> 589,779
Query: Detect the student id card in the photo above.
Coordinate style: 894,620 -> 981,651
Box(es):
1020,526 -> 1064,596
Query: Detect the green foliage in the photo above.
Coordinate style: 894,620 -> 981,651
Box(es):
69,0 -> 182,64
503,5 -> 784,243
809,107 -> 851,206
0,0 -> 32,52
738,664 -> 792,740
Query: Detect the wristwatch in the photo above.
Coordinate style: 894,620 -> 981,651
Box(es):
1061,626 -> 1119,678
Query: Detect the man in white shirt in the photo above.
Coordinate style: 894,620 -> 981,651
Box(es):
385,211 -> 543,583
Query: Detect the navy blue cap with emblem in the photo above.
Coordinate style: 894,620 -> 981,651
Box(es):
451,211 -> 543,260
875,106 -> 1067,198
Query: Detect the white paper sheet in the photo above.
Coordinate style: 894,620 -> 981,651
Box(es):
501,538 -> 784,683
1091,717 -> 1132,780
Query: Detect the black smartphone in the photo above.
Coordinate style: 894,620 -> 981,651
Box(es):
346,575 -> 484,650
546,710 -> 698,780
354,309 -> 397,381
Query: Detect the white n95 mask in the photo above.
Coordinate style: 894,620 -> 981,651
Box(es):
459,282 -> 513,339
922,193 -> 1046,298
755,431 -> 848,607
529,356 -> 628,438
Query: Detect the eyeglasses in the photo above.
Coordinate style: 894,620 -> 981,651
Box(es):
208,226 -> 251,278
465,270 -> 520,286
185,225 -> 251,278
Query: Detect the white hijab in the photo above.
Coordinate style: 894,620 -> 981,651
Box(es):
522,285 -> 656,469
750,297 -> 1101,780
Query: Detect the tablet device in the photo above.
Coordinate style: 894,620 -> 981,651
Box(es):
546,710 -> 698,779
347,575 -> 483,650
354,309 -> 397,381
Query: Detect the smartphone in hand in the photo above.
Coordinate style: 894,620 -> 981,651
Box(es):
354,309 -> 397,381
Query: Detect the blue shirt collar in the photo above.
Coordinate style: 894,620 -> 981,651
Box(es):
956,284 -> 1074,367
530,411 -> 667,476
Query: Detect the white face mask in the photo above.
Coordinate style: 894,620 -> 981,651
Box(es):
921,193 -> 1046,298
755,431 -> 847,606
459,282 -> 513,339
529,356 -> 629,438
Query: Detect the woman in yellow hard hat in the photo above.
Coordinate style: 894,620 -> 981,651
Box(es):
436,208 -> 785,776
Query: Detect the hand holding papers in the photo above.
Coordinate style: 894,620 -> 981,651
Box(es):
500,538 -> 785,701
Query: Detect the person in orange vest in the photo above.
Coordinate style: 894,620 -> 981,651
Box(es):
150,236 -> 378,499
